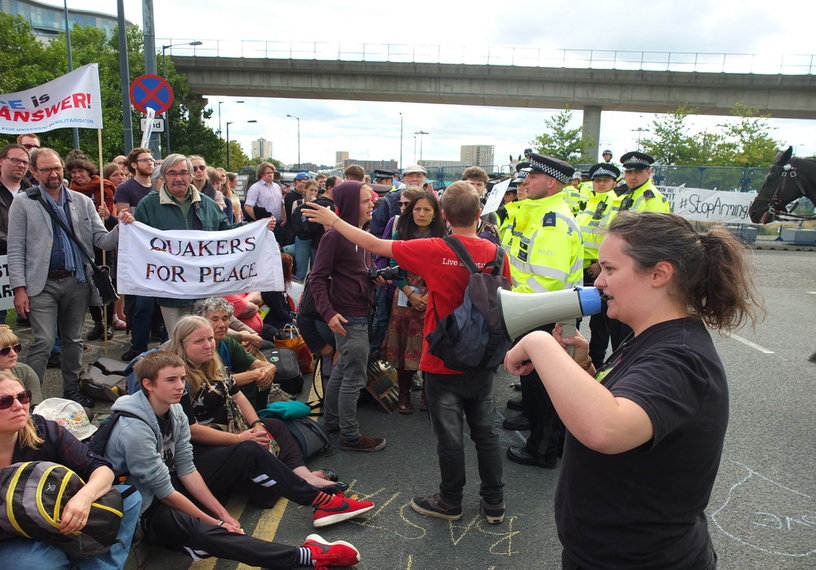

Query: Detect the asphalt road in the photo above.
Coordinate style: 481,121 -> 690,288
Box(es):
32,249 -> 816,570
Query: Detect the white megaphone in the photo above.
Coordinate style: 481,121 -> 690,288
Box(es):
498,287 -> 602,340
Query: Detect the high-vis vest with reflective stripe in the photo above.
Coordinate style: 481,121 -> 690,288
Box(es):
501,192 -> 584,294
575,191 -> 617,266
618,180 -> 671,213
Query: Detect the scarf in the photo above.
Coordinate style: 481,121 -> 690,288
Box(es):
41,187 -> 87,283
69,175 -> 115,211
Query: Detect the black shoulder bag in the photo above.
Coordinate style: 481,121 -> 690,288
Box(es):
26,187 -> 119,304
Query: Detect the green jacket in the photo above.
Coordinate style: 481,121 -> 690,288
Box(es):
133,185 -> 243,306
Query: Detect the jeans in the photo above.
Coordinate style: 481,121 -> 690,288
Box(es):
370,286 -> 393,352
0,484 -> 142,570
26,276 -> 90,395
128,295 -> 158,353
425,370 -> 504,506
293,236 -> 312,281
324,318 -> 369,441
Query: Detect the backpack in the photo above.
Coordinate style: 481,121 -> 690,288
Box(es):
79,363 -> 128,402
283,418 -> 333,460
87,411 -> 145,457
0,461 -> 125,559
260,346 -> 304,395
425,236 -> 512,373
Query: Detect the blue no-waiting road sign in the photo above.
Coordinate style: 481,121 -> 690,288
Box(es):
130,74 -> 174,114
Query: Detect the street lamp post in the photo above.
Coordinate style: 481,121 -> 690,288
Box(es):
225,119 -> 257,171
286,114 -> 301,169
161,40 -> 202,155
415,131 -> 429,162
218,100 -> 244,165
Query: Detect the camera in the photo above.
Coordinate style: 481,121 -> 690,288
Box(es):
368,265 -> 402,281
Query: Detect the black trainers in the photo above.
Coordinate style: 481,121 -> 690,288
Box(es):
120,349 -> 141,363
411,492 -> 463,520
339,434 -> 386,452
480,498 -> 505,524
66,390 -> 95,409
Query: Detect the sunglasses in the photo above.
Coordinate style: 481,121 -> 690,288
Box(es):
0,390 -> 31,410
398,201 -> 411,207
192,165 -> 207,171
0,344 -> 22,357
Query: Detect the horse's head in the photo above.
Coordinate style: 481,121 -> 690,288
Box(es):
749,147 -> 794,223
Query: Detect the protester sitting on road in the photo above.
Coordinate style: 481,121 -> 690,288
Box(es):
503,211 -> 764,569
104,351 -> 362,568
0,374 -> 141,570
0,325 -> 42,407
165,316 -> 371,521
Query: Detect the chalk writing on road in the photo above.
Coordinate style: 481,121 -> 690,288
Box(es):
709,460 -> 816,557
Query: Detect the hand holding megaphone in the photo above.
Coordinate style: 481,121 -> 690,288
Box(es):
498,287 -> 602,341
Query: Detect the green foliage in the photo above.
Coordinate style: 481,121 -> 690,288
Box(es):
715,103 -> 780,168
640,102 -> 781,168
529,108 -> 595,162
248,157 -> 283,169
225,140 -> 251,170
0,15 -> 220,166
641,104 -> 704,165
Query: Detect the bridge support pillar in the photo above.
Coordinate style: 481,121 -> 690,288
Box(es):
582,105 -> 602,162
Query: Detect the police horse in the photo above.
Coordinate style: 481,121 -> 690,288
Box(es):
748,146 -> 816,363
748,146 -> 816,224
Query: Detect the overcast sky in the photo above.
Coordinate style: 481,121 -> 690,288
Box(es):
40,0 -> 816,167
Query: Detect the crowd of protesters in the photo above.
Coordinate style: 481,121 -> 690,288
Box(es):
0,133 -> 763,570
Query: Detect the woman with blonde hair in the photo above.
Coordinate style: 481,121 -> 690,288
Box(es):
164,316 -> 373,525
0,325 -> 41,406
0,374 -> 140,569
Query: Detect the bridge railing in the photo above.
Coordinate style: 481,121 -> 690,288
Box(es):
160,39 -> 815,75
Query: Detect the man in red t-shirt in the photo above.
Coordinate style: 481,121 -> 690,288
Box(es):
303,180 -> 509,525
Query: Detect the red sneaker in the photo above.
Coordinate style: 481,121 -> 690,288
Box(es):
302,533 -> 361,568
313,493 -> 375,528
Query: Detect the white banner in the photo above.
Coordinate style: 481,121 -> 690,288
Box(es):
117,221 -> 283,299
0,64 -> 103,134
672,188 -> 755,223
0,256 -> 14,311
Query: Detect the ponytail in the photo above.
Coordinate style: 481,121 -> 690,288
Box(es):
607,212 -> 764,332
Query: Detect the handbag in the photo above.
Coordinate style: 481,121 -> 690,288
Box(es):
27,188 -> 119,304
274,324 -> 314,373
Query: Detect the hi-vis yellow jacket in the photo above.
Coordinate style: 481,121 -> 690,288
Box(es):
501,192 -> 584,294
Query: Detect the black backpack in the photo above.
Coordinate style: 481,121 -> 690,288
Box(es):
88,411 -> 145,457
0,461 -> 125,559
426,236 -> 512,372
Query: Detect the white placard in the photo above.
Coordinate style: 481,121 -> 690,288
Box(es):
0,64 -> 103,134
117,221 -> 284,299
0,256 -> 14,311
673,188 -> 756,223
482,178 -> 509,215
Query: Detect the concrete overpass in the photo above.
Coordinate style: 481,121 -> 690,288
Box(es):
172,55 -> 816,159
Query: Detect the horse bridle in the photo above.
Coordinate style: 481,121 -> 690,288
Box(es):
764,160 -> 816,221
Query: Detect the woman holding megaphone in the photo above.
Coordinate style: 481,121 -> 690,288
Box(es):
504,211 -> 763,570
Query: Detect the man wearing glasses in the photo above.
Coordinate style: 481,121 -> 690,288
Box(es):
133,154 -> 274,337
7,148 -> 135,408
0,144 -> 33,326
113,147 -> 160,362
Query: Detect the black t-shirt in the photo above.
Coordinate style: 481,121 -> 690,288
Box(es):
156,411 -> 176,471
113,178 -> 153,210
181,376 -> 240,427
555,318 -> 728,570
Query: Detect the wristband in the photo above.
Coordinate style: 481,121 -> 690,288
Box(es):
216,519 -> 224,527
250,419 -> 264,427
579,359 -> 593,370
331,218 -> 340,227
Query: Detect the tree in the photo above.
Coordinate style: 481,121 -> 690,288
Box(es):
641,104 -> 704,165
0,15 -> 221,165
529,108 -> 594,163
225,140 -> 252,170
714,102 -> 780,167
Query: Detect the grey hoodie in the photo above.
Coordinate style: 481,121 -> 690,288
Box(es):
105,390 -> 196,514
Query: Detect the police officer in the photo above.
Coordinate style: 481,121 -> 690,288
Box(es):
616,151 -> 671,213
575,162 -> 621,368
502,153 -> 584,469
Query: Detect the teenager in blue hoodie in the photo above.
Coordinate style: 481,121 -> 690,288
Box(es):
104,352 -> 362,569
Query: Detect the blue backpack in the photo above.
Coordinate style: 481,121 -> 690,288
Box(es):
426,236 -> 512,372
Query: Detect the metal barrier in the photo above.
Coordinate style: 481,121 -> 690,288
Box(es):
159,39 -> 815,75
